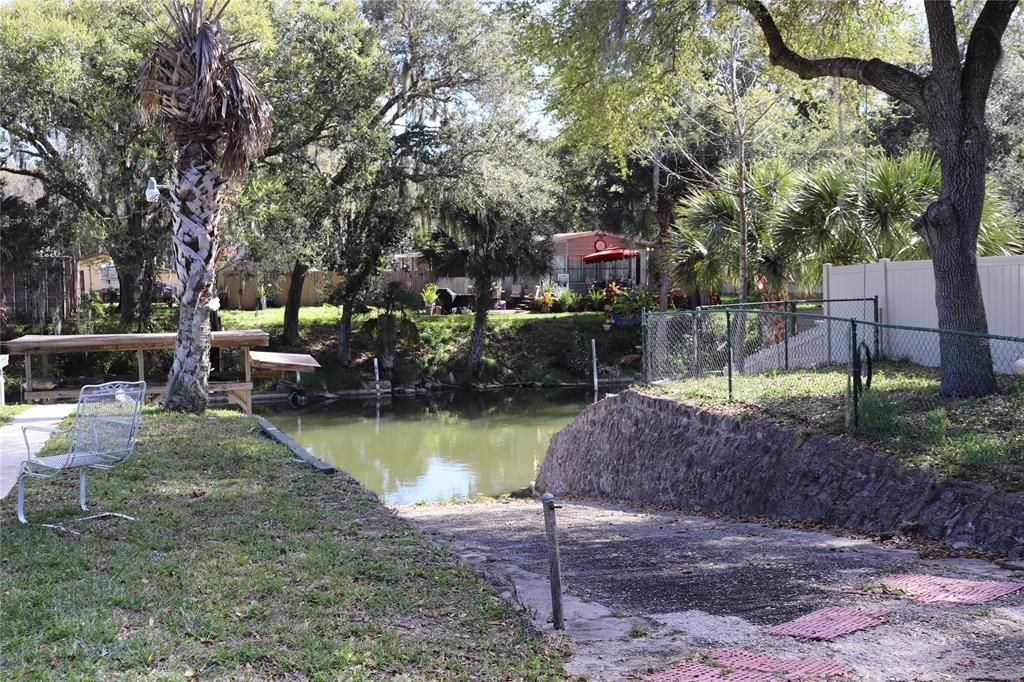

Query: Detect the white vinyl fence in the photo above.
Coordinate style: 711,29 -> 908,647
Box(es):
823,255 -> 1024,372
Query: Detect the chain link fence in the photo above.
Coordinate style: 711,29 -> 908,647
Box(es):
643,302 -> 1024,482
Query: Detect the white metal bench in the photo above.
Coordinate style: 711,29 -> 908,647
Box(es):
17,381 -> 146,529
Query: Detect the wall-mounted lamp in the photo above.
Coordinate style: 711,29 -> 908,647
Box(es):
145,177 -> 171,203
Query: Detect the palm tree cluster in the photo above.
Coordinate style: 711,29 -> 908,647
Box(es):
671,152 -> 1021,298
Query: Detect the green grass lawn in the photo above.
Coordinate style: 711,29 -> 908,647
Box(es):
0,403 -> 31,427
643,362 -> 1024,491
0,410 -> 568,680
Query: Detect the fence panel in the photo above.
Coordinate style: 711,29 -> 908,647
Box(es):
643,303 -> 1024,453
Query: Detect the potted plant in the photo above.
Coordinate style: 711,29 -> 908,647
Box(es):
422,282 -> 440,314
610,286 -> 655,326
535,289 -> 556,313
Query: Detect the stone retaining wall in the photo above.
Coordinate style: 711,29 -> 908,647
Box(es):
537,390 -> 1024,558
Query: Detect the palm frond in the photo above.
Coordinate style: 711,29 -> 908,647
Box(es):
139,0 -> 271,180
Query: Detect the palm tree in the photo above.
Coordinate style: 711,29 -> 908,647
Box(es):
671,159 -> 796,299
777,152 -> 1020,287
139,0 -> 271,413
423,205 -> 554,379
671,160 -> 796,347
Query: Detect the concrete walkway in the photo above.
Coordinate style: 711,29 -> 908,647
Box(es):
400,500 -> 1024,681
0,404 -> 76,499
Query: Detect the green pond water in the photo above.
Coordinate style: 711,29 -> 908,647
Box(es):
263,388 -> 595,505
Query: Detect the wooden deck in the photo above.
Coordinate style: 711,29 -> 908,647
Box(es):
6,330 -> 272,415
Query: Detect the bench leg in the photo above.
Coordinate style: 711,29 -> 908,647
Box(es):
15,475 -> 81,534
80,469 -> 88,511
16,476 -> 27,524
75,469 -> 135,522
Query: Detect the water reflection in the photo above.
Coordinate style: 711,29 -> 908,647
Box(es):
263,388 -> 593,505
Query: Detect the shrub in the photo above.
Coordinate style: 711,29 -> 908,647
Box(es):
587,288 -> 606,311
421,282 -> 439,307
556,289 -> 581,313
611,285 -> 656,318
534,290 -> 557,312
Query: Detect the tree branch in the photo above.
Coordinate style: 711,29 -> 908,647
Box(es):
747,1 -> 926,112
962,0 -> 1019,121
924,1 -> 960,78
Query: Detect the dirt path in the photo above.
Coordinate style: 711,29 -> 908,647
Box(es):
398,500 -> 1024,681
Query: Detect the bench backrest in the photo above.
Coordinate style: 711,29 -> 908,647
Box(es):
70,381 -> 146,461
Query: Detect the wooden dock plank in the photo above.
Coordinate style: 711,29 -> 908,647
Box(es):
249,351 -> 321,373
6,330 -> 269,353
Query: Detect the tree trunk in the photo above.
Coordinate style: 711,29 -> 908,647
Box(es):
337,301 -> 354,366
163,160 -> 224,413
283,260 -> 309,347
466,279 -> 492,378
656,190 -> 673,311
136,257 -> 156,332
916,143 -> 997,396
116,261 -> 141,325
164,295 -> 212,413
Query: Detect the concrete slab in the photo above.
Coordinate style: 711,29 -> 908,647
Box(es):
0,404 -> 75,499
399,500 -> 1024,680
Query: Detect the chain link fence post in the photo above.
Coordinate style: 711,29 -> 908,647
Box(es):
784,302 -> 790,371
725,309 -> 733,401
851,318 -> 860,430
873,295 -> 880,358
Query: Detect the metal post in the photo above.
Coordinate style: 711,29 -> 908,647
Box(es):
850,319 -> 859,429
691,312 -> 698,378
641,311 -> 648,384
591,338 -> 598,394
783,304 -> 790,371
541,493 -> 565,630
725,310 -> 733,401
827,318 -> 833,365
872,295 -> 880,359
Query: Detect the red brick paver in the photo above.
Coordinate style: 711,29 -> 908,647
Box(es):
645,648 -> 854,681
880,573 -> 1024,605
765,606 -> 889,640
710,649 -> 852,678
645,662 -> 778,681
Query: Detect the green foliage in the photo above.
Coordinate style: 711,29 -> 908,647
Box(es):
421,122 -> 558,305
421,282 -> 440,306
671,160 -> 797,298
588,288 -> 608,311
674,153 -> 1021,295
610,285 -> 656,318
1,0 -> 171,323
556,289 -> 582,313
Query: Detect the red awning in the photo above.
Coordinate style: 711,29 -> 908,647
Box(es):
582,247 -> 640,264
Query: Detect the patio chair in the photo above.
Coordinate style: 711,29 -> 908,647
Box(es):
17,381 -> 146,530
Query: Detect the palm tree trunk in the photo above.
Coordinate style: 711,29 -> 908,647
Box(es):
163,161 -> 224,413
